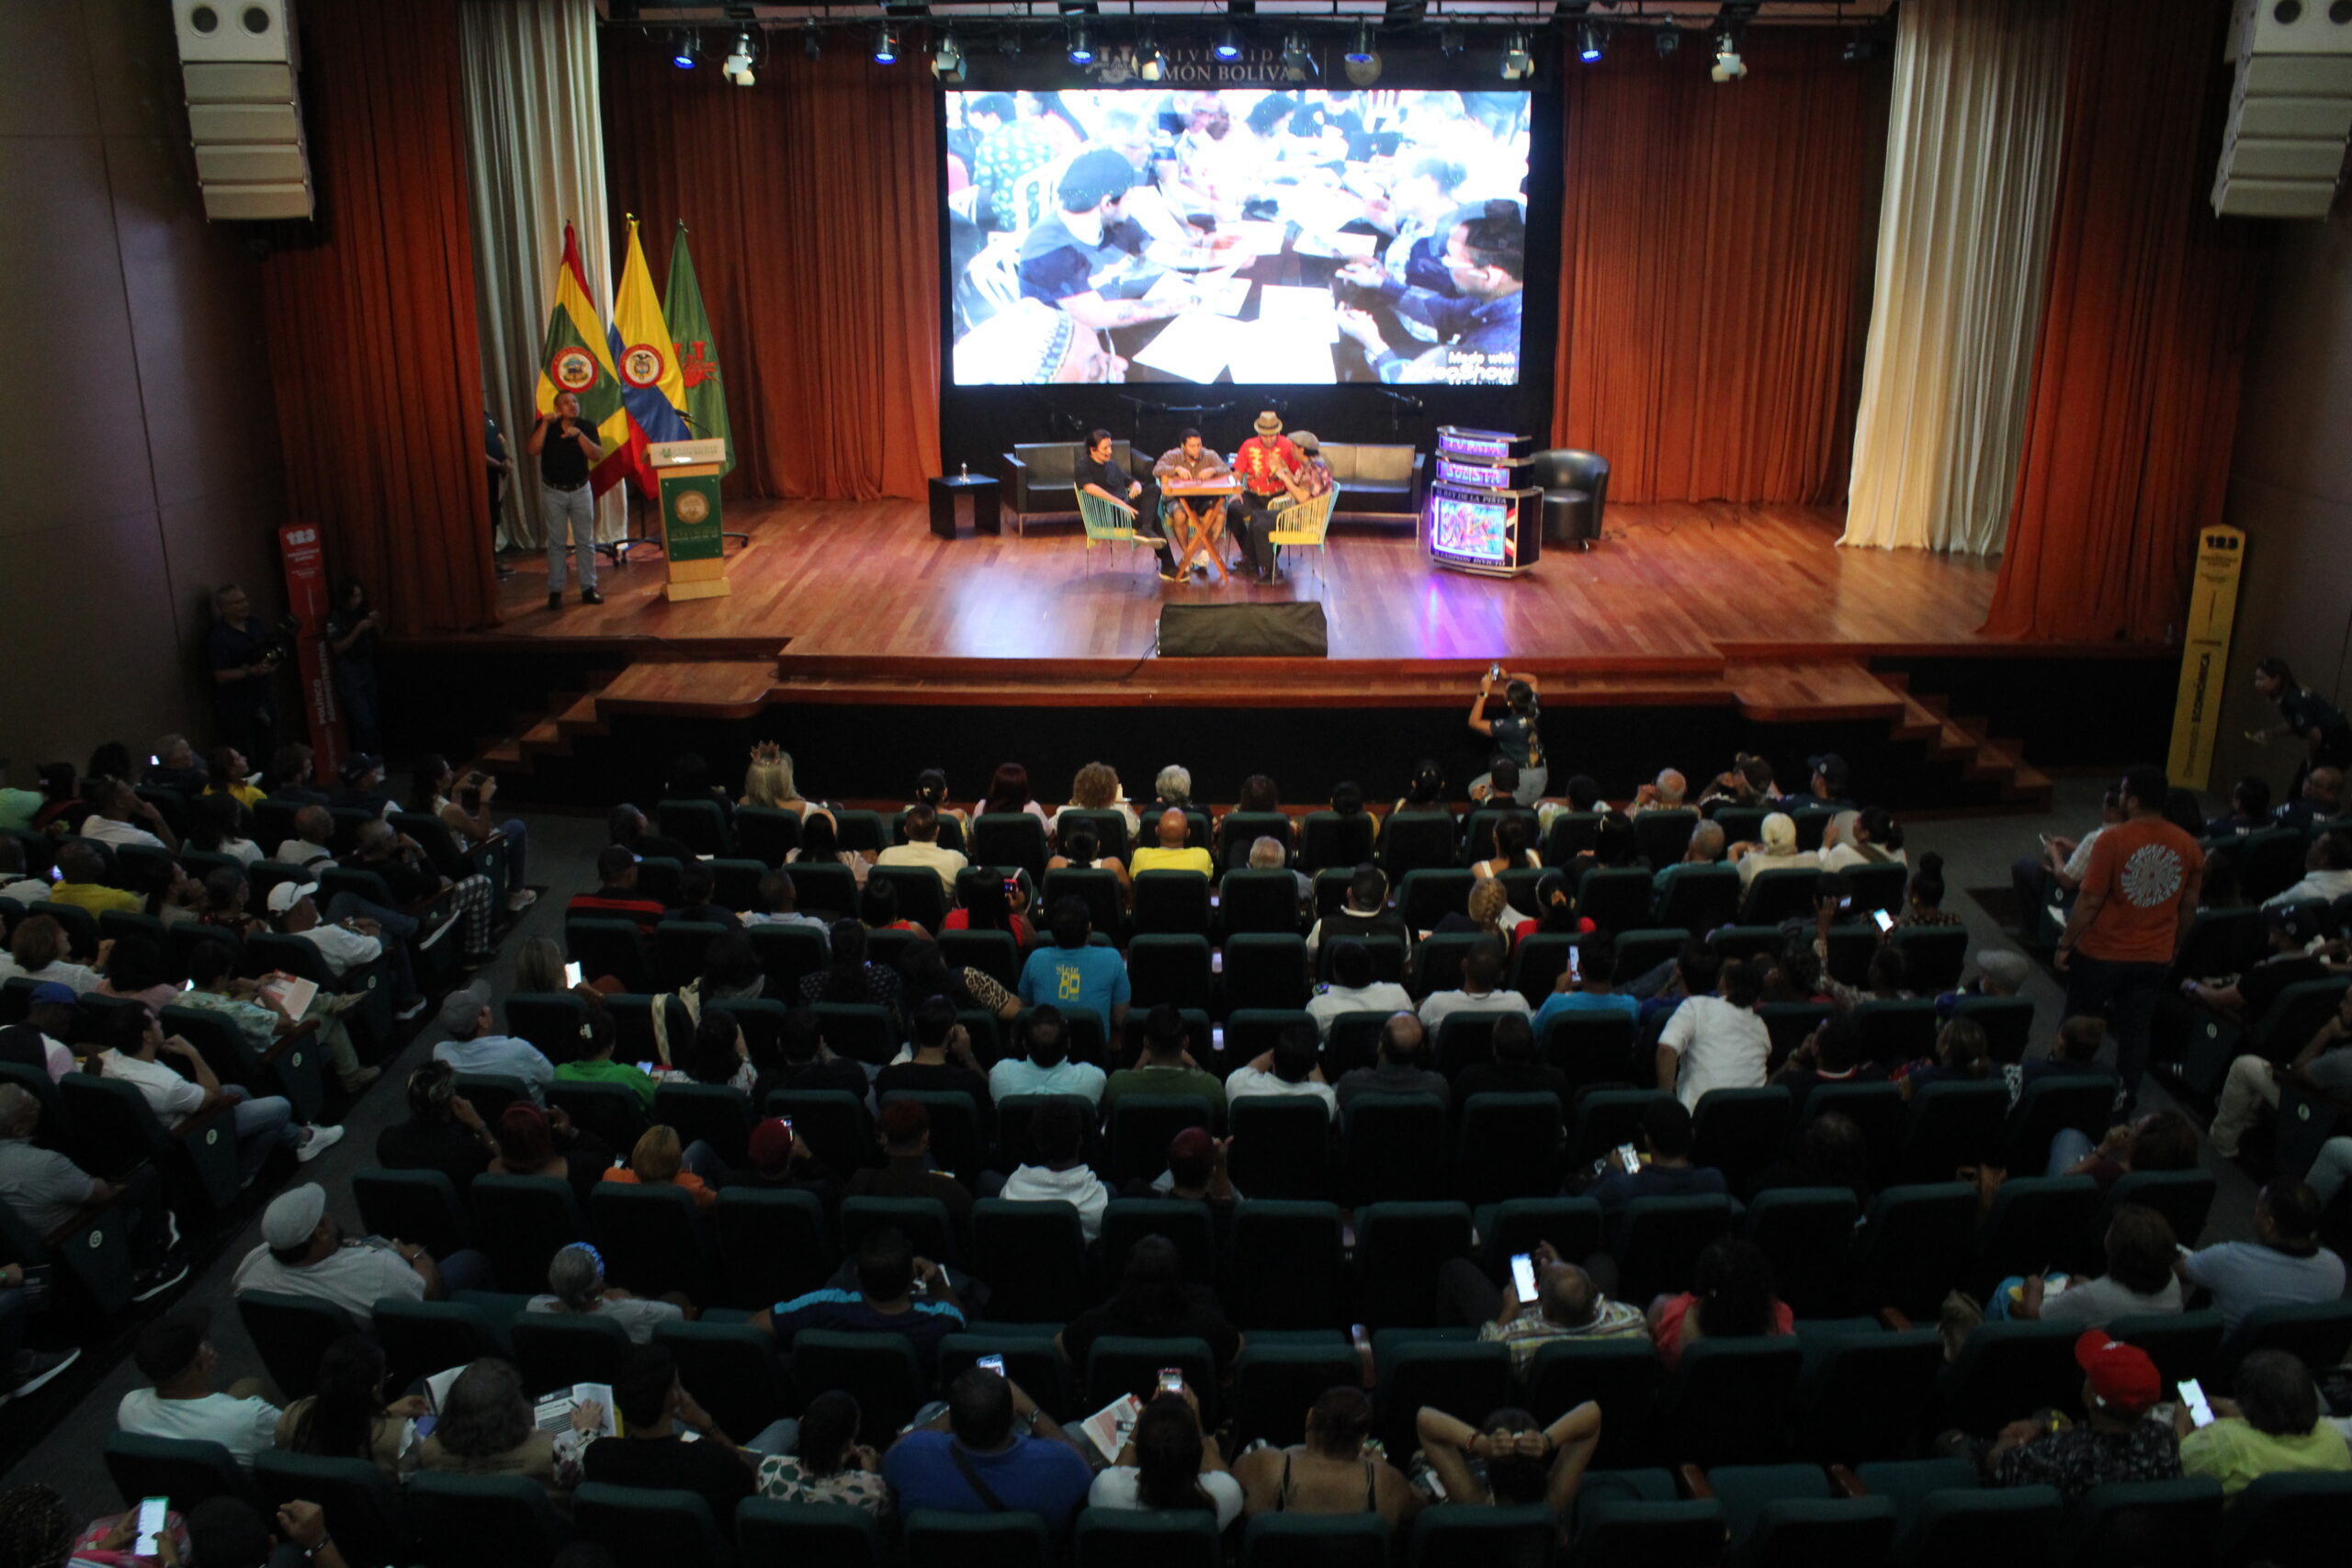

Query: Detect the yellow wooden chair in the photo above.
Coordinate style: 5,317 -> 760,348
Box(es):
1267,484 -> 1340,585
1073,485 -> 1148,579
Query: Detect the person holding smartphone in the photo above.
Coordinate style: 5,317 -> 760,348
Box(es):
1088,1385 -> 1244,1527
1435,1242 -> 1645,1376
2176,1348 -> 2352,1495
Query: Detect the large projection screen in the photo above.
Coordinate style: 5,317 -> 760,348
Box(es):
944,89 -> 1531,387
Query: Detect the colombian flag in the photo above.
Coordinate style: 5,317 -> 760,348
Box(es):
533,222 -> 631,498
601,214 -> 692,497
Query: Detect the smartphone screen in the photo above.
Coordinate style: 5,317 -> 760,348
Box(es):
1838,894 -> 1853,911
1616,1143 -> 1641,1174
1510,1253 -> 1538,1300
1158,1367 -> 1184,1393
779,1118 -> 794,1141
48,865 -> 61,883
1566,946 -> 1581,983
563,961 -> 583,988
1001,876 -> 1021,899
1871,908 -> 1896,934
978,1353 -> 1006,1378
133,1498 -> 168,1557
2179,1379 -> 2214,1428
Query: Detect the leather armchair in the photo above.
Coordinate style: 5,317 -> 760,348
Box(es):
1530,449 -> 1610,549
1002,440 -> 1134,534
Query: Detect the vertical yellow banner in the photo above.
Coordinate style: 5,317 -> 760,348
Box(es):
2166,525 -> 2247,791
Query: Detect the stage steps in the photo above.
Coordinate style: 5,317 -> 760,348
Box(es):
1872,670 -> 2053,809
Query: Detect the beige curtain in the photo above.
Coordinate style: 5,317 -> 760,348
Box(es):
1841,0 -> 2069,553
458,0 -> 624,550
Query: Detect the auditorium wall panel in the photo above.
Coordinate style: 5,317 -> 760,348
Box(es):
0,0 -> 288,774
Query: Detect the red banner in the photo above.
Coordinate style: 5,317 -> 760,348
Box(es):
277,523 -> 347,780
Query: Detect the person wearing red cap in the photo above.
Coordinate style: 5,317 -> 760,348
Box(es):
1969,1329 -> 2181,1500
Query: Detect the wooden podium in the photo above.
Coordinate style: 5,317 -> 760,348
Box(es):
647,438 -> 730,601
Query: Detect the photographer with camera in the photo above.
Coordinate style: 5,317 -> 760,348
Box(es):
207,584 -> 288,766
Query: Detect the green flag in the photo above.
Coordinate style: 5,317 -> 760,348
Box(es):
662,222 -> 732,477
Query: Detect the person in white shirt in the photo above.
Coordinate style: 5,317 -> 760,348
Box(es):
1223,1024 -> 1337,1114
1417,942 -> 1533,1032
269,879 -> 425,1022
997,1100 -> 1110,1243
0,984 -> 78,1081
0,838 -> 52,905
274,805 -> 339,870
1657,952 -> 1771,1111
232,1182 -> 491,1329
987,1006 -> 1109,1106
96,1006 -> 341,1186
1087,1385 -> 1245,1528
1306,939 -> 1415,1041
1815,807 -> 1908,875
874,803 -> 969,896
429,980 -> 555,1102
526,1243 -> 685,1344
76,777 -> 176,852
1729,811 -> 1816,888
0,915 -> 104,996
2263,829 -> 2352,909
117,1307 -> 283,1470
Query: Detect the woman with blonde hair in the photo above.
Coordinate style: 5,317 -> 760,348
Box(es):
1430,874 -> 1525,942
742,741 -> 812,815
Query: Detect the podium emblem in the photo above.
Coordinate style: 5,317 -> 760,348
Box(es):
675,491 -> 711,524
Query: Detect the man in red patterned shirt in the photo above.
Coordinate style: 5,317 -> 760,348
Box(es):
1233,410 -> 1302,580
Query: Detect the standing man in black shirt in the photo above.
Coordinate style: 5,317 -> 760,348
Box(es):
206,583 -> 281,767
526,391 -> 602,611
1077,428 -> 1175,580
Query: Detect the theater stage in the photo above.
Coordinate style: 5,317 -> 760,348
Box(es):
390,497 -> 2176,811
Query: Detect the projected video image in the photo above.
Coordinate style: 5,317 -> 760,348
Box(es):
1430,495 -> 1511,563
945,88 -> 1530,387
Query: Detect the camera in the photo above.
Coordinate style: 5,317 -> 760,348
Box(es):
255,615 -> 301,666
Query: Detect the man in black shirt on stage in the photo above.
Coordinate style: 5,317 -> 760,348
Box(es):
526,391 -> 602,610
1077,428 -> 1177,581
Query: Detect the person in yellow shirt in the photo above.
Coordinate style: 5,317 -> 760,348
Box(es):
1126,809 -> 1213,876
204,745 -> 267,811
43,844 -> 142,918
2177,1349 -> 2352,1495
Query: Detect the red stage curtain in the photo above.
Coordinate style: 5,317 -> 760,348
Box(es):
259,0 -> 493,633
600,36 -> 941,502
1554,34 -> 1884,505
1982,0 -> 2265,641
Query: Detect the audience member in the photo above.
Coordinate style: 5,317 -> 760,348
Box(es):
1531,934 -> 1637,1030
375,1062 -> 497,1188
0,1083 -> 184,1301
2176,1348 -> 2352,1495
1102,1003 -> 1223,1116
1059,1235 -> 1242,1373
489,1101 -> 615,1207
1232,1385 -> 1424,1523
1418,940 -> 1532,1031
987,1005 -> 1106,1105
275,1336 -> 420,1479
1128,808 -> 1214,876
1225,1022 -> 1338,1111
2002,1205 -> 2184,1326
1453,1014 -> 1566,1103
1413,1401 -> 1602,1516
2055,764 -> 2203,1107
1438,1246 -> 1645,1375
1088,1389 -> 1242,1527
1306,865 -> 1408,957
599,1123 -> 718,1209
883,1367 -> 1092,1532
230,1182 -> 488,1326
526,1242 -> 685,1344
2208,979 -> 2352,1158
1968,1329 -> 2179,1499
566,844 -> 666,934
429,981 -> 553,1102
1306,939 -> 1413,1042
998,1099 -> 1110,1241
843,1101 -> 976,1233
2178,1180 -> 2346,1332
115,1310 -> 280,1471
1656,955 -> 1769,1110
876,803 -> 968,894
581,1342 -> 759,1519
1647,1238 -> 1792,1371
98,1006 -> 340,1184
1334,1013 -> 1449,1118
1582,1099 -> 1727,1225
752,1389 -> 888,1513
417,1357 -> 596,1496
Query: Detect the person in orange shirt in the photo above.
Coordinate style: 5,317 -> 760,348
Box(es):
1232,410 -> 1304,581
2055,764 -> 2204,1108
600,1123 -> 718,1209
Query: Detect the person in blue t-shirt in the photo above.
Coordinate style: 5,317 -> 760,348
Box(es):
884,1365 -> 1095,1531
752,1226 -> 966,1377
1018,897 -> 1132,1032
1532,933 -> 1641,1034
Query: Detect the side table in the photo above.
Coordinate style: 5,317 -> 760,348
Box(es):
928,474 -> 1002,539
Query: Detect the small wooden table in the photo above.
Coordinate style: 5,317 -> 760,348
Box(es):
1160,479 -> 1242,581
928,474 -> 1001,539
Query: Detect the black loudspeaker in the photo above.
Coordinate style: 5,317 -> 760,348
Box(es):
1157,603 -> 1330,658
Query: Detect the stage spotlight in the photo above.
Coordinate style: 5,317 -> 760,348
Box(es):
801,19 -> 821,59
1346,21 -> 1376,63
725,29 -> 761,85
1440,26 -> 1465,57
1067,21 -> 1092,63
1577,21 -> 1602,62
1710,30 -> 1746,81
872,23 -> 898,63
1138,32 -> 1166,81
1500,31 -> 1532,80
1281,31 -> 1311,80
1213,23 -> 1242,61
670,30 -> 700,69
932,30 -> 965,81
1655,27 -> 1679,58
999,28 -> 1022,57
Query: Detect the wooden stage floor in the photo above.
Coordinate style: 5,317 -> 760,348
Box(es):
493,496 -> 2006,671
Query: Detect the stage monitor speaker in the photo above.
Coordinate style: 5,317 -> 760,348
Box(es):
1158,603 -> 1329,659
174,0 -> 314,220
2213,0 -> 2352,218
